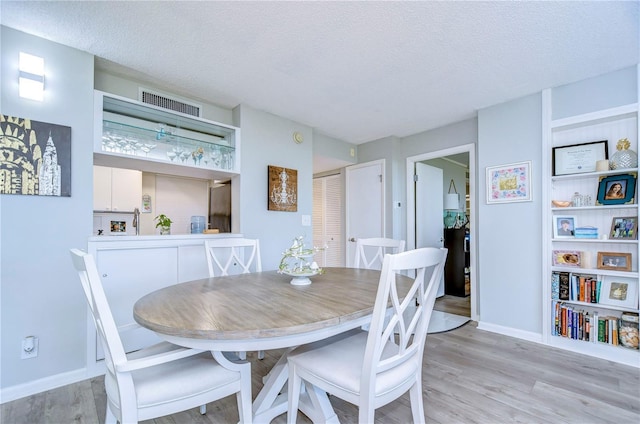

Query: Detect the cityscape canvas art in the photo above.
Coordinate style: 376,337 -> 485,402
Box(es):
0,114 -> 71,197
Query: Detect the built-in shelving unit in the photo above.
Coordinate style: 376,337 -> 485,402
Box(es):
94,90 -> 240,180
542,90 -> 639,367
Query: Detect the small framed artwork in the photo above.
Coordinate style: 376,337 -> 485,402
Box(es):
553,216 -> 576,238
610,216 -> 638,240
599,279 -> 638,309
110,220 -> 127,235
597,252 -> 632,272
552,140 -> 608,176
268,166 -> 298,212
486,161 -> 532,204
552,250 -> 583,268
596,173 -> 637,205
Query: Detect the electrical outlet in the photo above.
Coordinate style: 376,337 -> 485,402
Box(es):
21,336 -> 38,359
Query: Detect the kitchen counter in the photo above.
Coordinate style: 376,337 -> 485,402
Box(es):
87,233 -> 239,242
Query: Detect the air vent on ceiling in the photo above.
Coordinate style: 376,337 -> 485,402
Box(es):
139,88 -> 202,117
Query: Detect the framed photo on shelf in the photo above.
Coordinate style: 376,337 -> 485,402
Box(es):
552,140 -> 608,176
599,279 -> 639,309
486,161 -> 532,204
552,250 -> 584,268
109,220 -> 127,235
610,216 -> 638,240
596,173 -> 637,205
596,251 -> 632,271
553,216 -> 576,238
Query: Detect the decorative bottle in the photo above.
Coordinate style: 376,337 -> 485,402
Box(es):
609,138 -> 638,170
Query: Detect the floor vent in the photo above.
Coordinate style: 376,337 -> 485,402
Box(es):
139,89 -> 202,117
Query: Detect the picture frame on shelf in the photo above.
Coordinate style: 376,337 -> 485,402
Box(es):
596,252 -> 632,272
553,215 -> 576,238
596,173 -> 637,205
552,250 -> 584,268
610,216 -> 638,240
109,220 -> 127,235
486,161 -> 532,204
599,278 -> 638,309
552,140 -> 608,176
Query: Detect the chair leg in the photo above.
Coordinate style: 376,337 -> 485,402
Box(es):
258,350 -> 265,360
409,378 -> 425,423
237,351 -> 247,360
287,366 -> 302,424
237,374 -> 253,424
105,406 -> 117,424
200,404 -> 207,415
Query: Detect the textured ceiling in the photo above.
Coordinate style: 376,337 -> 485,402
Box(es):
1,1 -> 638,149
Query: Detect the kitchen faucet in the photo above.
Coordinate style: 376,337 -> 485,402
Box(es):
133,208 -> 140,235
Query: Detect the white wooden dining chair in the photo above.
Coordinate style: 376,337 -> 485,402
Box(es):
204,238 -> 262,276
69,249 -> 252,424
204,237 -> 264,359
354,237 -> 406,270
287,247 -> 447,424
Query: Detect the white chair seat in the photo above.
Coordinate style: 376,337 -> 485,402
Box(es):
108,346 -> 241,411
288,330 -> 418,399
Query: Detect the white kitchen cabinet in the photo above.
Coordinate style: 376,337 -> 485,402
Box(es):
93,165 -> 142,211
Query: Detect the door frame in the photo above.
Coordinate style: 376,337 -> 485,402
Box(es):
405,143 -> 478,321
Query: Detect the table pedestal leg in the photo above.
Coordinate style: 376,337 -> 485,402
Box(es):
252,349 -> 338,424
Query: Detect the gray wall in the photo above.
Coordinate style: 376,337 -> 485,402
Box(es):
477,93 -> 543,334
233,104 -> 314,270
1,27 -> 95,390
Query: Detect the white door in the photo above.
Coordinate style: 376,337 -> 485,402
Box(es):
346,160 -> 384,267
415,162 -> 445,296
313,175 -> 343,267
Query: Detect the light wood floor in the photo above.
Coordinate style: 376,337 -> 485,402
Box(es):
434,294 -> 470,317
2,320 -> 638,424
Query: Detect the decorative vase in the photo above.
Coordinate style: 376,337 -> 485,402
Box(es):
160,226 -> 171,235
609,138 -> 638,170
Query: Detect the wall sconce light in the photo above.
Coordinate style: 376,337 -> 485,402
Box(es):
19,52 -> 44,101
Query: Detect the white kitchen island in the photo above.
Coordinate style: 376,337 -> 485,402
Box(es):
85,233 -> 242,376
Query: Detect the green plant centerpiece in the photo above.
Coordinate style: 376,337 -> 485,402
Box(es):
278,235 -> 326,285
155,214 -> 173,235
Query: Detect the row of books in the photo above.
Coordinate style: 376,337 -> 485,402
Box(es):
552,301 -> 621,345
552,271 -> 600,303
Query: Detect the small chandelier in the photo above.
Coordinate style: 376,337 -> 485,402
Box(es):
270,168 -> 297,206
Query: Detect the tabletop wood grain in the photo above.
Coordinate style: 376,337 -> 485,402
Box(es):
133,267 -> 410,341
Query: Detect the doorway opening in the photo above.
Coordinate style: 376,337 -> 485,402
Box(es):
406,143 -> 477,322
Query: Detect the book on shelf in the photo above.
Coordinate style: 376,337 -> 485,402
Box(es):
551,304 -> 626,347
552,271 -> 601,303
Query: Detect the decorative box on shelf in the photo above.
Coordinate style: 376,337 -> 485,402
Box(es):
575,226 -> 599,239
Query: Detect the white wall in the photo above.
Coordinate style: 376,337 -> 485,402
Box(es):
1,27 -> 95,391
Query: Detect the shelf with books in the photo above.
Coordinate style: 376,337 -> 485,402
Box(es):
543,87 -> 639,366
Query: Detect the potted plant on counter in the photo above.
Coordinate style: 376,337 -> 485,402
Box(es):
155,214 -> 173,235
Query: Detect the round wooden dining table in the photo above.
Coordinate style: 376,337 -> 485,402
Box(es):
133,267 -> 413,423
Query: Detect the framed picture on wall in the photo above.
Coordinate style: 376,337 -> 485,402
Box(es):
486,161 -> 532,204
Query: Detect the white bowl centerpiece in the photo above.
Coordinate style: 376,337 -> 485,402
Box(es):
278,235 -> 326,285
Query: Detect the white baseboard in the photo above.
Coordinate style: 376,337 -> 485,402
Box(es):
476,320 -> 543,344
0,368 -> 88,404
